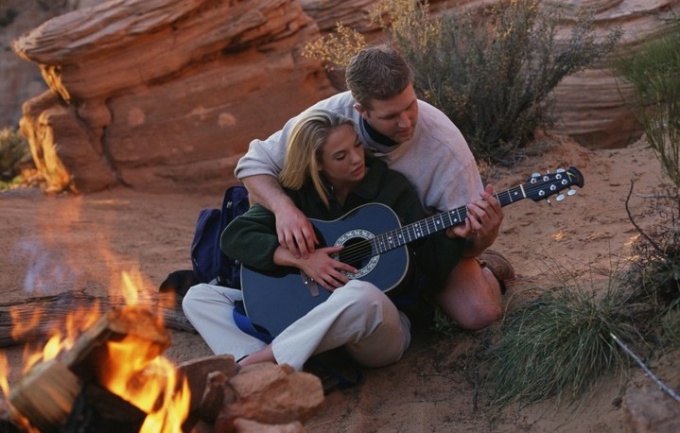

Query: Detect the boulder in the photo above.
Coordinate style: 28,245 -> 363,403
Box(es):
13,0 -> 334,193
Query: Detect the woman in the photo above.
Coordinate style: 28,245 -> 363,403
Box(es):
182,109 -> 464,371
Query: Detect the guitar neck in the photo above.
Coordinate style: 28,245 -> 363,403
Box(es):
371,185 -> 526,255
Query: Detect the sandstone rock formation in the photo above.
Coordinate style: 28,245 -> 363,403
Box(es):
543,0 -> 680,148
14,0 -> 334,193
10,0 -> 680,193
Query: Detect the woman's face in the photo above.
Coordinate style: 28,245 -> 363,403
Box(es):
318,123 -> 365,188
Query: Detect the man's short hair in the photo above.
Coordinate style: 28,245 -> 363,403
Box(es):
345,44 -> 415,110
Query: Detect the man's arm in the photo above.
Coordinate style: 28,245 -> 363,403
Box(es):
242,174 -> 318,258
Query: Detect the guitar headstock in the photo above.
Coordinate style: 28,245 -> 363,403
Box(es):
525,167 -> 584,203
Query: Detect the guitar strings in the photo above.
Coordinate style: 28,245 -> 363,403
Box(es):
334,180 -> 570,265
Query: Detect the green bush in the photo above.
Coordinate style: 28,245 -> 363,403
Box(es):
0,127 -> 31,186
305,0 -> 620,164
614,23 -> 680,347
383,0 -> 620,163
614,24 -> 680,189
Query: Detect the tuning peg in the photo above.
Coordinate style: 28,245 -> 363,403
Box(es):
546,198 -> 552,206
556,168 -> 565,173
531,172 -> 541,178
556,194 -> 565,201
568,189 -> 577,196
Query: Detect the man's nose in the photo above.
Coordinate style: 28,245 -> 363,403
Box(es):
397,113 -> 411,128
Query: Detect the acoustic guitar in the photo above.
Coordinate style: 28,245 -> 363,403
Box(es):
241,167 -> 584,337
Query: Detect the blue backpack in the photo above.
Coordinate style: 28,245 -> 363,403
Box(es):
191,184 -> 250,287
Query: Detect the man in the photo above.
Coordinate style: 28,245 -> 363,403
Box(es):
234,44 -> 514,330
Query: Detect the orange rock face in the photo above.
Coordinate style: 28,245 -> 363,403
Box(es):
10,0 -> 680,192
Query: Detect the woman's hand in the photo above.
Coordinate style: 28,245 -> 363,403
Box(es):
276,245 -> 358,292
300,245 -> 359,291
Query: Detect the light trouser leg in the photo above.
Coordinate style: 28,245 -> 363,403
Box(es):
181,283 -> 266,360
271,280 -> 411,371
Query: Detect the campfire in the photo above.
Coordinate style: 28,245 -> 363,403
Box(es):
0,271 -> 324,433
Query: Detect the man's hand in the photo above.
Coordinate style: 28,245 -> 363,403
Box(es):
275,204 -> 318,258
447,184 -> 503,256
243,174 -> 318,258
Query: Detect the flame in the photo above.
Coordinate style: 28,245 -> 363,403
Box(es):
139,358 -> 191,433
121,270 -> 141,306
0,353 -> 9,398
3,269 -> 189,432
99,333 -> 190,433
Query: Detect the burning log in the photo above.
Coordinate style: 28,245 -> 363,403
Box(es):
8,359 -> 80,433
1,396 -> 28,433
60,305 -> 170,380
0,292 -> 194,348
62,381 -> 147,433
7,305 -> 173,433
4,307 -> 325,433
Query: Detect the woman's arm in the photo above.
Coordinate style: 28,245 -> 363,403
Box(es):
221,204 -> 356,291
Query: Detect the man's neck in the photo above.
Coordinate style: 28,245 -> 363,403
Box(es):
362,118 -> 398,147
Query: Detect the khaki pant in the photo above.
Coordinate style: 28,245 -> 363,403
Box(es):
182,280 -> 411,371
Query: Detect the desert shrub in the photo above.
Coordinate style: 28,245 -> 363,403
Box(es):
0,127 -> 31,187
614,24 -> 680,189
302,23 -> 367,70
484,283 -> 641,406
304,0 -> 620,164
614,24 -> 680,347
622,185 -> 680,349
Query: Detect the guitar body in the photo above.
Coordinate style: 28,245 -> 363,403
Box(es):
241,203 -> 410,337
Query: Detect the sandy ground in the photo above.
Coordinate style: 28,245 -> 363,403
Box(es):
1,136 -> 678,432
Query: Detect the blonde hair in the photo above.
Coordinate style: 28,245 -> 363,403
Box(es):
279,109 -> 355,207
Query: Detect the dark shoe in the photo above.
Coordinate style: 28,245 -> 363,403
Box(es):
304,348 -> 365,395
478,249 -> 516,294
159,269 -> 200,297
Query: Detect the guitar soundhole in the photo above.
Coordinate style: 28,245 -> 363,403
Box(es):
337,237 -> 371,268
334,229 -> 379,280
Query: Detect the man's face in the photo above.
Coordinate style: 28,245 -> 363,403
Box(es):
356,84 -> 419,144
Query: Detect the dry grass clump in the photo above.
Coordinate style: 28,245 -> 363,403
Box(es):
484,283 -> 641,406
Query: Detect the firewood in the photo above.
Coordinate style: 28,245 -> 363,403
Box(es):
61,380 -> 147,433
8,358 -> 81,433
0,292 -> 195,348
0,397 -> 28,433
59,305 -> 170,381
8,306 -> 173,432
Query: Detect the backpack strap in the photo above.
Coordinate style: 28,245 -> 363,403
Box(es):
233,300 -> 273,344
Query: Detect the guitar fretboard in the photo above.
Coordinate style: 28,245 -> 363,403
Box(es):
371,185 -> 527,255
337,167 -> 582,264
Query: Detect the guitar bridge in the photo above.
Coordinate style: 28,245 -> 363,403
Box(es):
302,273 -> 320,297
